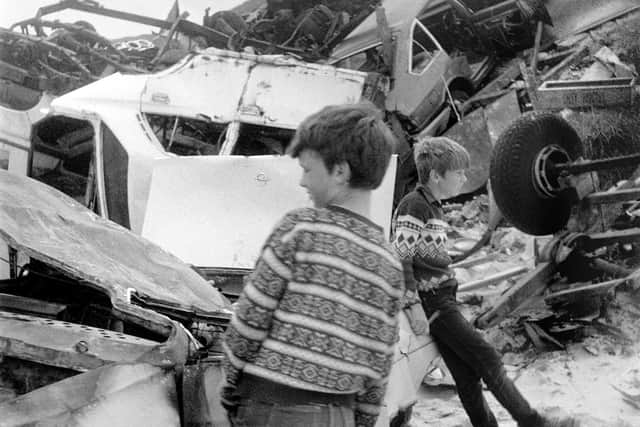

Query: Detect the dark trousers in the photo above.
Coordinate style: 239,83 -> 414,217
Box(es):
419,283 -> 542,427
231,374 -> 356,427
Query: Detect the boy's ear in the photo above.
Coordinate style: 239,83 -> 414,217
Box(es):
333,161 -> 351,184
429,169 -> 440,183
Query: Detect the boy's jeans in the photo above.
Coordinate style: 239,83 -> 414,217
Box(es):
228,373 -> 356,427
419,282 -> 541,427
231,401 -> 355,427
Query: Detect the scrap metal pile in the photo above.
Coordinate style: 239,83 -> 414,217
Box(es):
3,0 -> 640,341
438,4 -> 640,358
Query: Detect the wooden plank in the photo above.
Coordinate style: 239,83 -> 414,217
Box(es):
544,277 -> 628,302
475,262 -> 555,329
470,58 -> 521,99
537,49 -> 576,66
451,253 -> 497,269
458,266 -> 528,293
530,21 -> 544,76
520,60 -> 540,109
540,43 -> 589,82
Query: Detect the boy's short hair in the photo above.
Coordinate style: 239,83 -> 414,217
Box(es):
287,103 -> 396,190
413,136 -> 470,184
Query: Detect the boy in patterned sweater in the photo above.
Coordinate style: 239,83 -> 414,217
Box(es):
221,103 -> 405,427
392,137 -> 578,427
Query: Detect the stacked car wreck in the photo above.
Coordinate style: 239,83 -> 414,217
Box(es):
0,169 -> 233,425
6,0 -> 640,425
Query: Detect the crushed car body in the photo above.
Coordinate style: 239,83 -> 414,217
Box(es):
0,166 -> 437,427
0,169 -> 232,426
329,0 -> 476,136
1,48 -> 394,281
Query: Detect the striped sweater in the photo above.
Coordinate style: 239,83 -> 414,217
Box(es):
391,185 -> 455,292
222,206 -> 404,427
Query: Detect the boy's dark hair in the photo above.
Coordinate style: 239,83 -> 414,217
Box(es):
287,103 -> 396,189
414,136 -> 470,185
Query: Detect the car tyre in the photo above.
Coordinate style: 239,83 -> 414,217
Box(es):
489,112 -> 583,235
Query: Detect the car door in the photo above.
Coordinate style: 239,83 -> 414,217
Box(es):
390,19 -> 450,130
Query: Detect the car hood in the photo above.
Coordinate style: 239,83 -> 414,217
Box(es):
0,169 -> 231,316
141,155 -> 397,269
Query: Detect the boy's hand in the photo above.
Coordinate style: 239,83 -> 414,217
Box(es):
403,303 -> 429,336
402,289 -> 420,307
220,383 -> 240,419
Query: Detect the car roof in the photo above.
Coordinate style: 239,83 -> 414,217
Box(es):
330,0 -> 443,61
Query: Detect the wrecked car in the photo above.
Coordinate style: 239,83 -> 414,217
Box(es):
0,168 -> 438,427
329,0 -> 477,138
0,47 -> 395,283
0,168 -> 233,425
328,0 -> 551,136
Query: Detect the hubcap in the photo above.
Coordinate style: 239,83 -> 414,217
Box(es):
533,144 -> 571,198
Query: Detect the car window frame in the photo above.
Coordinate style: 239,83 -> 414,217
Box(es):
332,42 -> 384,71
408,19 -> 444,76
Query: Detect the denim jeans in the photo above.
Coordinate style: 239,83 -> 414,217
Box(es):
419,284 -> 540,427
231,400 -> 355,427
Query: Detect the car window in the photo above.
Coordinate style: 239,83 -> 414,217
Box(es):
335,45 -> 386,73
410,20 -> 441,75
29,116 -> 97,209
144,113 -> 227,156
231,123 -> 295,156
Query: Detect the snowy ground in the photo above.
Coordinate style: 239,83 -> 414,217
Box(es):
408,214 -> 640,426
411,335 -> 640,426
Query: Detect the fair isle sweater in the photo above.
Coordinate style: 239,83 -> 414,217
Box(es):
222,206 -> 404,427
391,185 -> 455,292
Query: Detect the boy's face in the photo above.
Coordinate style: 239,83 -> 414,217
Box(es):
433,168 -> 467,199
297,149 -> 341,208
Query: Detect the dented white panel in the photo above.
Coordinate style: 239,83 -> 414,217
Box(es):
240,62 -> 367,128
142,155 -> 396,269
0,92 -> 53,153
139,48 -> 367,128
140,53 -> 252,121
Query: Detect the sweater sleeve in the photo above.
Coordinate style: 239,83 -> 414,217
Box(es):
392,197 -> 452,291
355,377 -> 389,427
221,212 -> 297,388
354,322 -> 397,427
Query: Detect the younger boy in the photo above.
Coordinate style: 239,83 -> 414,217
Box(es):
221,103 -> 405,427
392,137 -> 578,427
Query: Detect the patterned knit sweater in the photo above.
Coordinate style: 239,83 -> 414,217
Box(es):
391,185 -> 454,292
222,206 -> 404,427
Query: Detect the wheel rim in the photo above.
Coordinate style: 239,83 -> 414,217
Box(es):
532,144 -> 571,198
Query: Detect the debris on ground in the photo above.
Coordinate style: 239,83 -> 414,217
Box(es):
3,1 -> 640,426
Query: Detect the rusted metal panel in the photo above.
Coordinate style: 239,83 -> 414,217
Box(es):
140,48 -> 368,128
241,59 -> 367,128
0,170 -> 230,316
535,77 -> 636,110
141,52 -> 252,122
0,363 -> 181,426
0,310 -> 158,372
545,0 -> 640,42
483,89 -> 521,145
